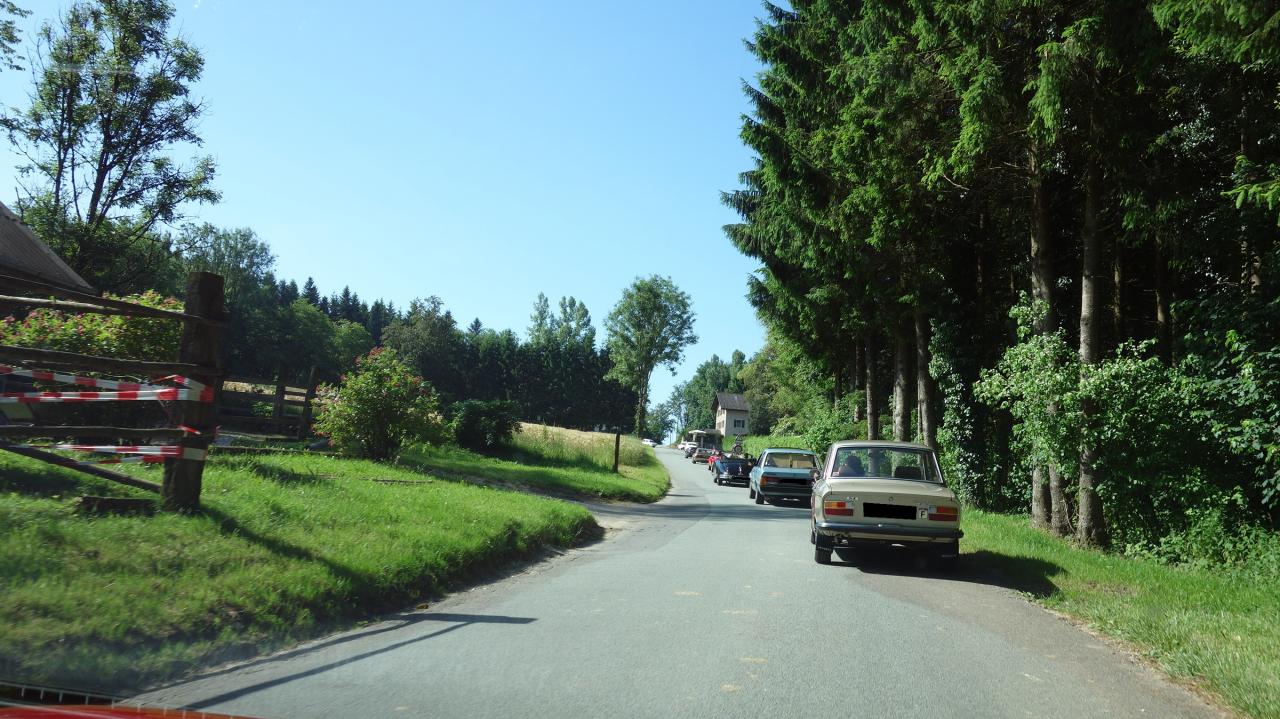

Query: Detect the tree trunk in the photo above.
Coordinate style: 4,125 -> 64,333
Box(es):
893,317 -> 913,442
1030,467 -> 1050,530
914,307 -> 938,450
1112,245 -> 1124,348
1077,151 -> 1108,548
865,329 -> 880,440
1155,233 -> 1172,364
1047,464 -> 1071,536
634,381 -> 649,437
833,363 -> 844,407
1029,146 -> 1057,530
853,338 -> 866,422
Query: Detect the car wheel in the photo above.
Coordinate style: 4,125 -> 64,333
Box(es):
815,547 -> 833,565
754,491 -> 764,505
936,541 -> 960,572
748,486 -> 756,500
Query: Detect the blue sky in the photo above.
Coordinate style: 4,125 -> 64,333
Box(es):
0,0 -> 767,416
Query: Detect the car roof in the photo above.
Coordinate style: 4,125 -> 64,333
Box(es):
827,439 -> 935,452
762,447 -> 815,454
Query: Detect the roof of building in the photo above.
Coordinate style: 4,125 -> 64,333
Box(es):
713,392 -> 749,413
0,201 -> 95,294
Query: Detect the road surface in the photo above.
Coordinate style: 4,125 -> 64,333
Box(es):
137,448 -> 1220,718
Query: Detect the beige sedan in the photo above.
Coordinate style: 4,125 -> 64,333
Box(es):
809,440 -> 962,569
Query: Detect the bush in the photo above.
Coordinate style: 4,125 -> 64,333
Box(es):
802,401 -> 863,457
0,292 -> 183,428
0,290 -> 182,360
977,299 -> 1255,547
313,348 -> 448,460
451,400 -> 521,451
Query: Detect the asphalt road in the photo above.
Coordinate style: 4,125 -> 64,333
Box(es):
137,448 -> 1220,719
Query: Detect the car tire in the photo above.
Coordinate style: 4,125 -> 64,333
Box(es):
815,547 -> 833,565
754,491 -> 764,505
748,486 -> 756,500
936,541 -> 960,572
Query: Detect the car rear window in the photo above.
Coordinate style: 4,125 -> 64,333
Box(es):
763,452 -> 816,469
828,447 -> 940,482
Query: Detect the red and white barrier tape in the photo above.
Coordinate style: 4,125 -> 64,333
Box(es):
7,441 -> 207,461
1,364 -> 166,391
0,365 -> 210,394
0,387 -> 213,403
86,454 -> 169,465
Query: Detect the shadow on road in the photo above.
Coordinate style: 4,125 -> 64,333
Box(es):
587,495 -> 811,526
832,546 -> 1063,598
179,613 -> 536,710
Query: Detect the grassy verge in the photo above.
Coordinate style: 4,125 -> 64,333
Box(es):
400,423 -> 669,503
962,510 -> 1279,718
0,449 -> 597,693
743,434 -> 807,456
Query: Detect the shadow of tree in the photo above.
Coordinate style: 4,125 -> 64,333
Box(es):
200,506 -> 367,587
183,612 -> 537,709
835,546 -> 1063,598
236,459 -> 330,485
0,451 -> 144,498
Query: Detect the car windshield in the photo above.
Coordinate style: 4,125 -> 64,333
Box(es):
763,452 -> 817,469
828,447 -> 940,482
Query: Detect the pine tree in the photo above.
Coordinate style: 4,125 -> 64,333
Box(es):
302,277 -> 321,305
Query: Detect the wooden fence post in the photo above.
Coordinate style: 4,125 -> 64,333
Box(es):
162,272 -> 225,512
296,365 -> 318,440
613,432 -> 621,474
272,368 -> 286,421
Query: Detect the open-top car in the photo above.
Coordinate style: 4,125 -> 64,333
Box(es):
748,448 -> 819,505
810,440 -> 962,569
712,455 -> 752,486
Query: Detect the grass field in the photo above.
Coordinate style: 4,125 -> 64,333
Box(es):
962,510 -> 1279,719
401,424 -> 669,503
0,449 -> 598,692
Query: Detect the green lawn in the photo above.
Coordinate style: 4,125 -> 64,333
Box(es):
963,510 -> 1280,719
0,449 -> 598,693
400,423 -> 669,503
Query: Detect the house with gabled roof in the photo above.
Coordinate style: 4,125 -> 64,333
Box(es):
713,392 -> 750,438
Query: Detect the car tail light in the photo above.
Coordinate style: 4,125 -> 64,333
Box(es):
928,505 -> 959,521
823,500 -> 853,516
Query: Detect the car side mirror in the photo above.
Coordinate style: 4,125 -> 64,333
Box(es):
809,469 -> 821,483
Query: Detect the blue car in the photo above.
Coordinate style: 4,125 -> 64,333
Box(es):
748,448 -> 819,505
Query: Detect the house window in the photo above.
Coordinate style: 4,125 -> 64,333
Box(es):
733,419 -> 745,429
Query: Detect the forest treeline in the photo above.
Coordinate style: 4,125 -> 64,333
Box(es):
715,0 -> 1280,555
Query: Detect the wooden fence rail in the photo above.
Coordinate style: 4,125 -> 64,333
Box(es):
0,271 -> 225,512
219,365 -> 319,439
